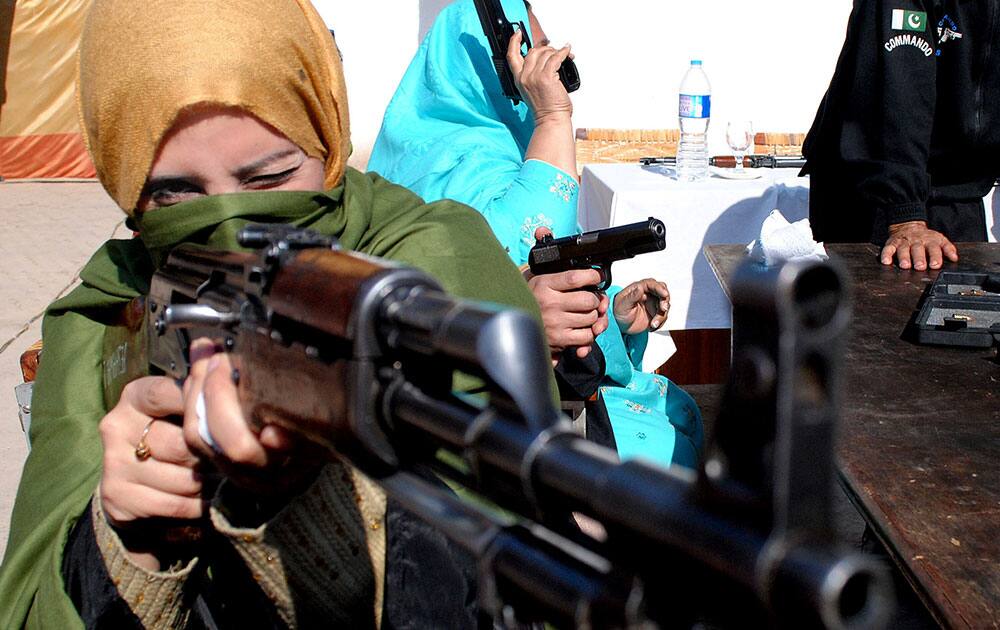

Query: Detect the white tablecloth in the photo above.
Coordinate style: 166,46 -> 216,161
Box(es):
580,164 -> 999,336
580,164 -> 812,335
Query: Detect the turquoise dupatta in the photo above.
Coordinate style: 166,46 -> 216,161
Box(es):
368,0 -> 580,265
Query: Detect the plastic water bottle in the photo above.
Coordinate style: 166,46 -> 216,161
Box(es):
677,60 -> 711,182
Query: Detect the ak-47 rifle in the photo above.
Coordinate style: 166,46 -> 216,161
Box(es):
103,225 -> 893,629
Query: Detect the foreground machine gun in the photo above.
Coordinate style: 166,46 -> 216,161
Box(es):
528,218 -> 666,291
473,0 -> 581,105
103,225 -> 892,629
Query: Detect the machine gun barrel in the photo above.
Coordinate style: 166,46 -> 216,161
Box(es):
385,381 -> 888,629
103,225 -> 892,629
380,472 -> 638,628
378,251 -> 892,629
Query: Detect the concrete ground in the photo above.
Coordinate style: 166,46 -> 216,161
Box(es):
0,180 -> 126,562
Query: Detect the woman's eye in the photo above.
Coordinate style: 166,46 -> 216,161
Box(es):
245,167 -> 298,188
147,181 -> 202,206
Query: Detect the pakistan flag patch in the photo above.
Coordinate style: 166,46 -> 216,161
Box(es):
892,9 -> 927,31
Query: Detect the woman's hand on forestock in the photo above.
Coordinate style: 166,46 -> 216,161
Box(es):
507,29 -> 573,124
99,375 -> 203,570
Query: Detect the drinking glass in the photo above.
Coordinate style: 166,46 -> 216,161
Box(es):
726,121 -> 754,172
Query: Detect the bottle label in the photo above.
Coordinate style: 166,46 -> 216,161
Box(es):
679,94 -> 711,118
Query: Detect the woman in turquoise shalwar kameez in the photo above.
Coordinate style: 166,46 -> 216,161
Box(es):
369,0 -> 702,468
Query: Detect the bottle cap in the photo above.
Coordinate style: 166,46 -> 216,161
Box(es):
691,59 -> 702,66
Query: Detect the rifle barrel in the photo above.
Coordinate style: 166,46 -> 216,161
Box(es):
385,381 -> 890,629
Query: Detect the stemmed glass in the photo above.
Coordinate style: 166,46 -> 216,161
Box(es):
726,121 -> 754,172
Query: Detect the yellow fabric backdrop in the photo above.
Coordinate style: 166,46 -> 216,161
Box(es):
0,0 -> 95,179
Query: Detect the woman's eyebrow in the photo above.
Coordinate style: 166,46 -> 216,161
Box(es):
142,175 -> 195,193
234,148 -> 302,179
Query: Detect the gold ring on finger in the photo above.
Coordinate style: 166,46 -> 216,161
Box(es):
134,419 -> 155,461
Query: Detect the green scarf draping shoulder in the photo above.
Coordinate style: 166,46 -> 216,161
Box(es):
0,169 -> 542,628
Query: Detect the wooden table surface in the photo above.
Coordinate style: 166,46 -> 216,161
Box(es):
704,243 -> 1000,630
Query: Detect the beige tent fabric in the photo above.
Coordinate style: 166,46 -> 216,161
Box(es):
0,0 -> 96,179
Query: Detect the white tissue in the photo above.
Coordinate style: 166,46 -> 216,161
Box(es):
746,210 -> 828,266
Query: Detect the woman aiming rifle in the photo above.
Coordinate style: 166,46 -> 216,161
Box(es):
0,0 -> 543,626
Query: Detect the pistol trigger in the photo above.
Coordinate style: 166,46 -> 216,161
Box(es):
596,266 -> 612,292
516,21 -> 531,52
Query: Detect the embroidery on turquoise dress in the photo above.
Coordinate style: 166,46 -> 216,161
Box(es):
549,172 -> 578,202
655,378 -> 669,397
624,400 -> 651,414
597,286 -> 704,469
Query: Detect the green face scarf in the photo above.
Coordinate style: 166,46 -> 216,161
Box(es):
70,183 -> 350,308
136,189 -> 345,269
0,169 -> 545,629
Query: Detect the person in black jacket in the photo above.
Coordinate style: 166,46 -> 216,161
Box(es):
803,0 -> 998,271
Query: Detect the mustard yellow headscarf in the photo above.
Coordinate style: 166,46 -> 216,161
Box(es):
77,0 -> 350,214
